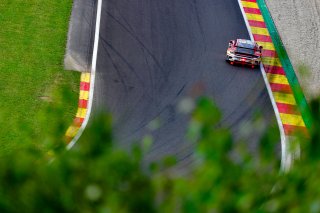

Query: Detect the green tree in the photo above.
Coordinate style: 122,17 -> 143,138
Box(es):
0,90 -> 319,212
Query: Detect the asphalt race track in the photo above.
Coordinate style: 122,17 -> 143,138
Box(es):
93,0 -> 279,168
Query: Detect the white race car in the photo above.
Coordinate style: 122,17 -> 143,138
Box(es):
226,39 -> 262,68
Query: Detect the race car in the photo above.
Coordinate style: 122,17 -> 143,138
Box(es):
226,39 -> 262,68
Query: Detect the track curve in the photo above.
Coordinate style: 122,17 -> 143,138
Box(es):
93,0 -> 278,168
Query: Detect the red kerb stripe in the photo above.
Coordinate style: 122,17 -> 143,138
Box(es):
283,124 -> 308,136
277,103 -> 298,114
253,34 -> 272,42
73,117 -> 84,127
78,99 -> 88,108
80,82 -> 90,91
248,20 -> 266,28
270,83 -> 292,94
262,49 -> 277,57
263,65 -> 286,75
243,7 -> 261,15
242,0 -> 257,3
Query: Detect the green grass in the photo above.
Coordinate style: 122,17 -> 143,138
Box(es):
0,0 -> 80,152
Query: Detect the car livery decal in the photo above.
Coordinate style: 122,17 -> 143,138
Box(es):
240,0 -> 308,136
65,72 -> 91,143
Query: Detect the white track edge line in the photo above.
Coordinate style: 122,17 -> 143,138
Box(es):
236,0 -> 290,171
260,64 -> 291,171
67,0 -> 102,149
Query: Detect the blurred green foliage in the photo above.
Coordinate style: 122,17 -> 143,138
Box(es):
0,90 -> 319,213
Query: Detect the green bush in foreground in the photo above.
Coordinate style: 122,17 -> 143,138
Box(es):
0,93 -> 319,213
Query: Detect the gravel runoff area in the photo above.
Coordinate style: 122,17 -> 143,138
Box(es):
264,0 -> 320,100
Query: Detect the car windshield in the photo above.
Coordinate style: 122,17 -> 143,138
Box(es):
236,40 -> 255,49
235,47 -> 255,55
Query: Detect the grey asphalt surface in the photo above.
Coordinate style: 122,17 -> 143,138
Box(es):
93,0 -> 278,168
65,0 -> 97,72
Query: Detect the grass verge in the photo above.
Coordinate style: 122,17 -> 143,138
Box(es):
0,0 -> 79,153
